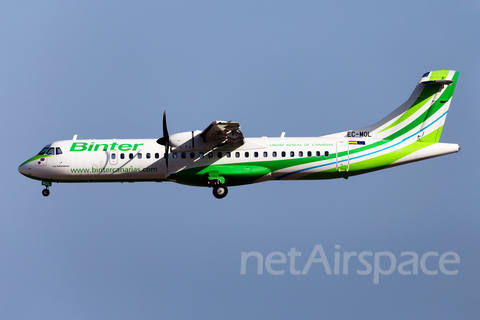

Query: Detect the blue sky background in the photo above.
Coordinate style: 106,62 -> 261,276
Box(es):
1,1 -> 479,319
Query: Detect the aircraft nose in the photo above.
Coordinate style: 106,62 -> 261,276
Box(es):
18,162 -> 31,176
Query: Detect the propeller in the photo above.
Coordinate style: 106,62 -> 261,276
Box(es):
156,111 -> 170,169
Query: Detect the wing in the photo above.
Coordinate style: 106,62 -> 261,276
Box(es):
200,121 -> 245,147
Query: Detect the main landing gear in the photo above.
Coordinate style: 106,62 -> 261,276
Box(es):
42,188 -> 50,197
41,181 -> 52,197
208,179 -> 228,199
213,185 -> 228,199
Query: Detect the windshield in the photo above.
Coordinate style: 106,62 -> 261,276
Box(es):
37,144 -> 52,155
38,147 -> 49,155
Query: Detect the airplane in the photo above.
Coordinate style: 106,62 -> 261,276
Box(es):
19,70 -> 460,199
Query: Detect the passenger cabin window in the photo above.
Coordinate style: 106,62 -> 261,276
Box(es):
217,152 -> 222,158
254,152 -> 259,158
155,153 -> 160,159
138,153 -> 142,159
208,152 -> 213,158
129,153 -> 134,159
199,152 -> 204,159
146,153 -> 151,159
190,152 -> 195,158
263,152 -> 268,157
121,153 -> 125,159
324,151 -> 329,157
235,152 -> 240,158
245,152 -> 249,158
46,148 -> 55,155
299,151 -> 303,157
181,152 -> 186,159
290,151 -> 295,157
56,147 -> 63,155
316,151 -> 321,157
111,153 -> 116,160
307,151 -> 312,157
281,151 -> 286,157
226,152 -> 231,158
172,153 -> 178,159
273,151 -> 277,157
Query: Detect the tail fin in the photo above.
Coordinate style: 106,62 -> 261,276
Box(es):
338,70 -> 459,142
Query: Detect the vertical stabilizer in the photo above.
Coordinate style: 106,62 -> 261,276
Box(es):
330,70 -> 459,142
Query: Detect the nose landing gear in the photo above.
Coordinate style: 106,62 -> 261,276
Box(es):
41,181 -> 52,197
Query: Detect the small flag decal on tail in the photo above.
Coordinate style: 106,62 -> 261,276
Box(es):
349,141 -> 365,145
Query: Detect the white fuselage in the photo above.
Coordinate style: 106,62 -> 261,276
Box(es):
18,136 -> 459,185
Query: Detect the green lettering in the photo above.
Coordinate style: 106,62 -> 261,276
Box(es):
70,142 -> 88,151
118,144 -> 132,151
94,144 -> 108,151
110,142 -> 118,151
133,143 -> 144,151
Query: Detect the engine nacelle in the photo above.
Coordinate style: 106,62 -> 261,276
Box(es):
170,130 -> 218,151
168,120 -> 245,152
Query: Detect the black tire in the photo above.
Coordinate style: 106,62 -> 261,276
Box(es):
42,189 -> 50,197
213,185 -> 228,199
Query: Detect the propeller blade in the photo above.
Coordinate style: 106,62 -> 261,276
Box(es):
156,111 -> 170,169
164,145 -> 169,169
163,111 -> 169,141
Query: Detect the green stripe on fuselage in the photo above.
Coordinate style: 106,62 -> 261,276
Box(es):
170,124 -> 447,186
19,154 -> 52,167
299,128 -> 441,180
174,125 -> 445,186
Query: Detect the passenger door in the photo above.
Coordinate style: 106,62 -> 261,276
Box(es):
109,150 -> 118,165
336,141 -> 350,172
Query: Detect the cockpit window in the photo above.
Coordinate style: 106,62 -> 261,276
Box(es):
56,147 -> 63,155
38,147 -> 49,155
46,148 -> 55,155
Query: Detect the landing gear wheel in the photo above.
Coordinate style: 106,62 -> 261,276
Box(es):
42,188 -> 50,197
213,185 -> 228,199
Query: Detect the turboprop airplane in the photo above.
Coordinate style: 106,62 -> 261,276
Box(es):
19,70 -> 460,199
